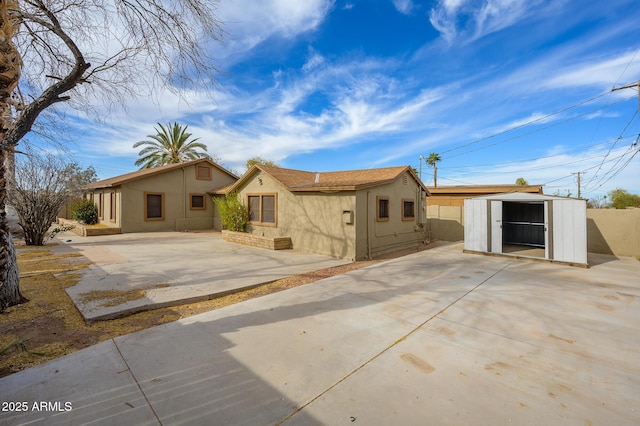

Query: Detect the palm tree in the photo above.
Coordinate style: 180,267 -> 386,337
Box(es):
134,122 -> 210,169
426,152 -> 441,187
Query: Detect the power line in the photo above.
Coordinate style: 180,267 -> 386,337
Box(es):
439,90 -> 617,157
441,152 -> 608,175
442,140 -> 613,170
583,109 -> 638,189
430,85 -> 640,192
582,143 -> 639,192
442,95 -> 635,160
581,79 -> 640,192
539,150 -> 633,188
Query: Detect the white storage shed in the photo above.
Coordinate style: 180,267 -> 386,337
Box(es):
464,192 -> 587,266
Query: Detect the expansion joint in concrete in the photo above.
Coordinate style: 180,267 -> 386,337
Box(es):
277,262 -> 514,424
112,339 -> 164,425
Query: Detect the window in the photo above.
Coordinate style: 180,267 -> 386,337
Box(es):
190,194 -> 206,210
110,192 -> 116,222
248,193 -> 277,225
145,192 -> 164,220
402,199 -> 415,221
377,196 -> 389,222
98,193 -> 104,219
196,165 -> 212,180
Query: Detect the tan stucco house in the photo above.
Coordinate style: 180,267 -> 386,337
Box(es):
85,159 -> 238,233
217,165 -> 430,261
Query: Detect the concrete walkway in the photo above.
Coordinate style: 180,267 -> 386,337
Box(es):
52,231 -> 349,321
1,244 -> 639,425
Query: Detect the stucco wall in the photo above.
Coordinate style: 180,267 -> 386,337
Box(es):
240,171 -> 358,260
92,163 -> 236,233
427,205 -> 464,242
587,208 -> 640,257
238,170 -> 427,260
355,177 -> 428,259
91,188 -> 122,227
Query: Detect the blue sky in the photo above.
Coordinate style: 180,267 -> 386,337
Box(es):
58,0 -> 640,199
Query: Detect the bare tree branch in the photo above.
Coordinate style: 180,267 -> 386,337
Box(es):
0,0 -> 225,310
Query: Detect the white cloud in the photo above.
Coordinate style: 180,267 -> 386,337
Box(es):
393,0 -> 414,15
217,0 -> 334,60
65,0 -> 640,198
542,51 -> 640,91
182,58 -> 445,170
302,50 -> 326,72
429,0 -> 545,44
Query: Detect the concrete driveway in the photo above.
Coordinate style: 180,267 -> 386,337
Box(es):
1,243 -> 638,425
53,231 -> 350,322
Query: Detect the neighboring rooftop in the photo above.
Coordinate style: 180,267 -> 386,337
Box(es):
427,184 -> 544,207
427,184 -> 543,195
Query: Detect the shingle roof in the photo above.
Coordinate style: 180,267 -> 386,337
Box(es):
85,158 -> 238,189
222,165 -> 428,194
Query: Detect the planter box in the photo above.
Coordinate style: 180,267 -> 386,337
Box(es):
222,230 -> 291,250
58,218 -> 122,237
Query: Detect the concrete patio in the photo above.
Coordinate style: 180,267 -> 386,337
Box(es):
54,231 -> 349,322
1,243 -> 638,425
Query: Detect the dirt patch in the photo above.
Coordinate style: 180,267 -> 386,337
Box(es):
0,240 -> 442,378
79,289 -> 148,307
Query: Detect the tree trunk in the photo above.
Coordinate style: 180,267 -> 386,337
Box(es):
0,225 -> 24,311
434,164 -> 438,188
1,0 -> 26,311
0,150 -> 25,311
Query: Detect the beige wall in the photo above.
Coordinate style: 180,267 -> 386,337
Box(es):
355,175 -> 428,259
238,170 -> 428,260
427,205 -> 464,241
90,188 -> 122,227
92,163 -> 236,233
239,171 -> 358,260
587,208 -> 640,257
428,195 -> 460,207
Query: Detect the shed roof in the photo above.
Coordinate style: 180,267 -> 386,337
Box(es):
221,165 -> 429,194
85,158 -> 238,189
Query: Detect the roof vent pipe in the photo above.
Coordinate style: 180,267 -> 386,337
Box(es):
315,173 -> 320,183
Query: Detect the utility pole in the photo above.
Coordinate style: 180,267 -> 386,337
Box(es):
419,155 -> 423,182
611,80 -> 640,113
611,80 -> 640,165
572,171 -> 586,198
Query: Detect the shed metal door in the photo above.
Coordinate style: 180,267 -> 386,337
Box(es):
544,201 -> 550,259
490,200 -> 502,253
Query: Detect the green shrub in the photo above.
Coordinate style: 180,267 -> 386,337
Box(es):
214,192 -> 247,232
71,199 -> 99,224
